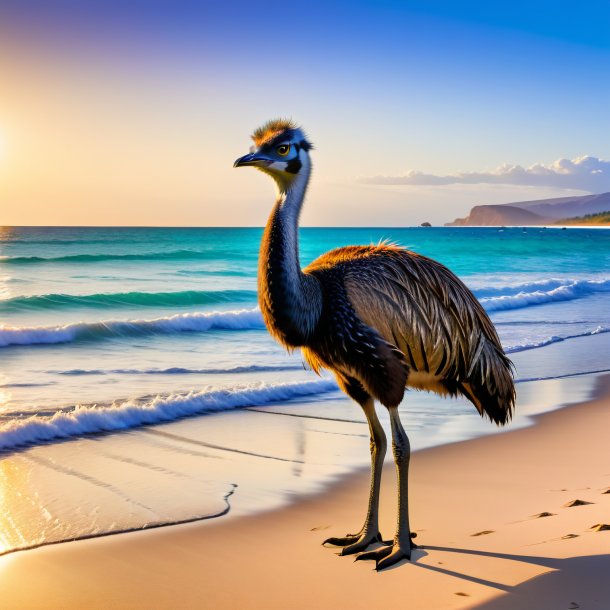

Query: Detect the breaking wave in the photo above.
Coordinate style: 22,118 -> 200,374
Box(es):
479,278 -> 610,312
504,326 -> 610,353
473,278 -> 571,298
0,309 -> 265,347
0,379 -> 339,452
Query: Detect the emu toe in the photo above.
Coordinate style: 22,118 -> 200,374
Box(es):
375,545 -> 412,571
355,536 -> 418,570
355,544 -> 412,570
323,530 -> 386,555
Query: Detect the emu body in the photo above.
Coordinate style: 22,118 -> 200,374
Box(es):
235,119 -> 515,570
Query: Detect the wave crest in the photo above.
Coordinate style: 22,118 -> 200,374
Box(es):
0,289 -> 256,311
0,309 -> 265,347
0,250 -> 224,265
479,278 -> 610,312
0,379 -> 339,452
473,278 -> 569,298
505,325 -> 610,353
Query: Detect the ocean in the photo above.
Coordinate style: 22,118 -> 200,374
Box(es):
0,226 -> 609,555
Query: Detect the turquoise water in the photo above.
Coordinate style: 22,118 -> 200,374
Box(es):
1,226 -> 609,428
0,226 -> 608,554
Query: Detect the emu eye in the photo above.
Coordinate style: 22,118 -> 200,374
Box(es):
276,144 -> 290,156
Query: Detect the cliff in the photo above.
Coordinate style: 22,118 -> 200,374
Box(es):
446,192 -> 610,226
447,205 -> 551,226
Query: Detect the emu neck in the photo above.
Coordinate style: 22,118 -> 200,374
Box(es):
258,158 -> 321,347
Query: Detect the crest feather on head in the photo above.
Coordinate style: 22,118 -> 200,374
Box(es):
251,118 -> 299,147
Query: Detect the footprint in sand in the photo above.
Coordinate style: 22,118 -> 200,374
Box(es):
470,530 -> 495,537
602,488 -> 610,495
508,511 -> 555,525
525,532 -> 581,546
563,499 -> 594,507
530,512 -> 556,518
589,523 -> 610,532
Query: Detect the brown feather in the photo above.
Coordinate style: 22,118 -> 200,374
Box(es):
304,244 -> 515,424
252,119 -> 298,147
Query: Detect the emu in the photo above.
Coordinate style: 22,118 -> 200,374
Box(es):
234,119 -> 515,570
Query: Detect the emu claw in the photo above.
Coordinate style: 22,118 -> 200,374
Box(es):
376,546 -> 412,571
323,534 -> 360,547
341,532 -> 387,556
355,535 -> 418,570
323,531 -> 387,555
354,544 -> 392,563
355,544 -> 412,570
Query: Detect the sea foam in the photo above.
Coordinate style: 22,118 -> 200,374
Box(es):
473,278 -> 572,298
0,379 -> 339,452
54,364 -> 302,376
0,309 -> 265,347
479,278 -> 610,312
504,325 -> 610,353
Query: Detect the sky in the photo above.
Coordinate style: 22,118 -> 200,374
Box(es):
0,1 -> 609,226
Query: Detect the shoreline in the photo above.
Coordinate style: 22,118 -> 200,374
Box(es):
1,375 -> 609,609
0,366 -> 605,560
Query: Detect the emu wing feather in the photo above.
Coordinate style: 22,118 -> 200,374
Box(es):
305,245 -> 515,424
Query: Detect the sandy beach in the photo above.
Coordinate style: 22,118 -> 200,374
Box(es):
1,375 -> 608,610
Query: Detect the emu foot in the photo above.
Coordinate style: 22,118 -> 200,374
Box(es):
323,530 -> 387,555
355,533 -> 418,570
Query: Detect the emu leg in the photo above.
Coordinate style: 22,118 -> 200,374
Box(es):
324,398 -> 388,555
356,406 -> 416,569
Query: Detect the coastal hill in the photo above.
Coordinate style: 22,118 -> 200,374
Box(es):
446,191 -> 610,226
448,204 -> 553,226
556,210 -> 610,225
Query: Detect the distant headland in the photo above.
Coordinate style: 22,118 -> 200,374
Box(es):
446,192 -> 610,226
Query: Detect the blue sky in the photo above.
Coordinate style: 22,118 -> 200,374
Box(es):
0,1 -> 608,225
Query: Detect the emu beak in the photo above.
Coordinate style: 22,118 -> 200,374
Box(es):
233,153 -> 271,168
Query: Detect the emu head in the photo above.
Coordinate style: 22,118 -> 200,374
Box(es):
234,119 -> 312,192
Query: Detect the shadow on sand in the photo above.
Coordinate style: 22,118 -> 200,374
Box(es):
413,545 -> 610,609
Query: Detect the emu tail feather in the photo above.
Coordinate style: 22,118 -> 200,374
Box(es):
460,342 -> 516,426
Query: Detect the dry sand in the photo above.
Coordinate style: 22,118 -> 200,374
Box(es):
1,378 -> 609,610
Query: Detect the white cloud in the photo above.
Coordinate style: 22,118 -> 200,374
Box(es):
364,156 -> 610,191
